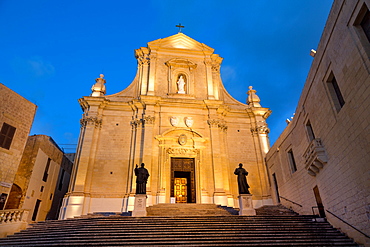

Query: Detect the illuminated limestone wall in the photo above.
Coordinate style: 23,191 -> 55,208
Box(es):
62,33 -> 272,219
0,83 -> 36,208
266,0 -> 370,245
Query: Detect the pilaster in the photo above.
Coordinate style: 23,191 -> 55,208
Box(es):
135,47 -> 150,95
205,58 -> 215,99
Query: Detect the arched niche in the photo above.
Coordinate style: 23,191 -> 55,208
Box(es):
165,59 -> 197,95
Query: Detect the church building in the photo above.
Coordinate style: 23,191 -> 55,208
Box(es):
61,33 -> 272,219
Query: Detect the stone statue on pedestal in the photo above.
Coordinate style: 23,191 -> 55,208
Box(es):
91,74 -> 106,97
234,163 -> 250,194
134,163 -> 150,194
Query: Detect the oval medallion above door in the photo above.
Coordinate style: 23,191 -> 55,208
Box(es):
178,134 -> 187,146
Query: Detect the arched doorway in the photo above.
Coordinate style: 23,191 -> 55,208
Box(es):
5,184 -> 22,209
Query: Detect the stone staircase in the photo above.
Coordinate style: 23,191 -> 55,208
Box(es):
147,203 -> 233,216
0,204 -> 358,246
255,204 -> 298,216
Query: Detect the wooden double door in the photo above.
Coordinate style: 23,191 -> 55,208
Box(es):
171,158 -> 196,203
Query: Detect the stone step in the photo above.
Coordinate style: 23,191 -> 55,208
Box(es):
0,214 -> 358,246
8,232 -> 350,240
11,225 -> 341,233
147,203 -> 233,216
0,239 -> 357,247
255,204 -> 298,216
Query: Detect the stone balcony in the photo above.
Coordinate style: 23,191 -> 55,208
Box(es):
303,138 -> 328,176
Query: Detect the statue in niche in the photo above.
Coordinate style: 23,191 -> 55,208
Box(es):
177,75 -> 186,94
234,163 -> 250,194
135,163 -> 150,194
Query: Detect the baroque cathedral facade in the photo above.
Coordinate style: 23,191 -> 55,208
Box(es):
61,33 -> 272,218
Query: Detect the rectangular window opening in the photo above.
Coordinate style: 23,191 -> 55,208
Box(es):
305,120 -> 316,142
0,123 -> 16,150
43,158 -> 51,182
360,6 -> 370,42
32,199 -> 41,221
327,73 -> 345,112
287,149 -> 297,173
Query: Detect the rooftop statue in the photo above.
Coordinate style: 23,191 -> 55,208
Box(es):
91,74 -> 106,97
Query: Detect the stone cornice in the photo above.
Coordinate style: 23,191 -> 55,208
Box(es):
165,58 -> 197,70
78,97 -> 110,111
248,107 -> 272,119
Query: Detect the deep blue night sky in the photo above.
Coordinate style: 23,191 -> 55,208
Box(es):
0,0 -> 333,152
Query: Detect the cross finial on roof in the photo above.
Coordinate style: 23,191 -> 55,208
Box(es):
176,23 -> 185,33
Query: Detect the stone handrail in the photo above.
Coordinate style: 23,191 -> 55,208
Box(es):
326,210 -> 370,239
0,209 -> 29,223
279,196 -> 303,207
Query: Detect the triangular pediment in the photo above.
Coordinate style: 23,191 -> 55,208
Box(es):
148,33 -> 214,52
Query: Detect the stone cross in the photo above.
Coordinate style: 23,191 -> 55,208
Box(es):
176,23 -> 184,33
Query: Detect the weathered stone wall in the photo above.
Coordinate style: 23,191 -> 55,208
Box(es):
14,135 -> 73,222
0,83 -> 36,201
266,0 -> 370,245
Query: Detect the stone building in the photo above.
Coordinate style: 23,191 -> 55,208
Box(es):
8,135 -> 73,222
61,33 -> 272,219
0,83 -> 36,210
265,0 -> 370,245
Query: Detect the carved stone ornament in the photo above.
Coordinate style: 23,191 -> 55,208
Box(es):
211,54 -> 223,73
130,119 -> 143,128
143,115 -> 155,125
80,116 -> 102,128
178,134 -> 187,146
207,119 -> 227,131
135,47 -> 150,66
184,117 -> 194,127
167,148 -> 197,155
207,119 -> 220,128
170,116 -> 180,127
251,126 -> 270,134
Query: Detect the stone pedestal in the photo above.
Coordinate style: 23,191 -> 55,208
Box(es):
238,194 -> 256,215
132,194 -> 147,217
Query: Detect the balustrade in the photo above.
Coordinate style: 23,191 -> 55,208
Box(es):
0,209 -> 28,223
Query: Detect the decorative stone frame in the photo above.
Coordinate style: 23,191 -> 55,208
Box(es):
165,58 -> 197,95
155,128 -> 206,203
